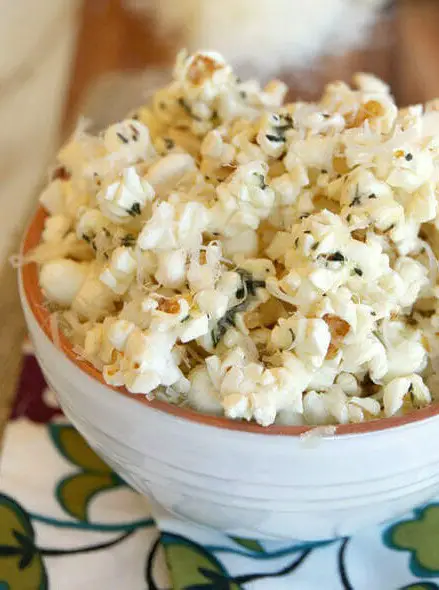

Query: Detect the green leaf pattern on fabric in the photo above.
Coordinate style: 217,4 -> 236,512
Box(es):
6,420 -> 439,589
50,424 -> 124,521
0,494 -> 47,590
230,536 -> 264,553
385,505 -> 439,577
162,533 -> 242,590
400,584 -> 439,589
57,473 -> 122,522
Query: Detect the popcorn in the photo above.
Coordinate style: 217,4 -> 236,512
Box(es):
201,129 -> 236,165
42,215 -> 71,243
138,201 -> 209,252
213,161 -> 275,236
195,289 -> 228,320
271,163 -> 309,206
145,153 -> 196,196
34,50 -> 439,427
174,50 -> 231,103
98,166 -> 154,224
179,314 -> 209,343
72,264 -> 116,321
104,119 -> 154,164
99,247 -> 137,295
257,112 -> 293,159
106,319 -> 136,352
155,248 -> 187,288
40,259 -> 89,306
76,209 -> 109,241
187,366 -> 223,415
335,372 -> 359,396
39,180 -> 66,215
383,374 -> 431,417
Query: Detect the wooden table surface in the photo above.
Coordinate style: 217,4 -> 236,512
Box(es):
2,0 -> 439,442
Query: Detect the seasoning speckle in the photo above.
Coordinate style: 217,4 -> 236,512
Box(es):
327,251 -> 345,263
128,202 -> 141,217
116,132 -> 129,144
266,133 -> 285,143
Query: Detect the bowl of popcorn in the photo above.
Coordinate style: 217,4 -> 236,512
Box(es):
19,51 -> 439,541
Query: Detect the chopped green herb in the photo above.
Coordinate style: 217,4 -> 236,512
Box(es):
82,234 -> 91,244
211,270 -> 266,347
181,315 -> 190,323
368,193 -> 377,199
129,124 -> 140,141
211,329 -> 220,348
255,173 -> 267,189
236,286 -> 245,299
240,91 -> 247,99
275,124 -> 292,135
116,132 -> 129,144
164,137 -> 175,149
237,268 -> 265,295
311,241 -> 320,251
178,97 -> 202,121
266,133 -> 285,143
327,251 -> 345,263
353,267 -> 363,276
405,153 -> 413,161
121,234 -> 136,247
294,237 -> 299,248
103,228 -> 111,238
178,97 -> 190,113
128,202 -> 141,217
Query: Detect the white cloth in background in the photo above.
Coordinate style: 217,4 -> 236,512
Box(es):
0,0 -> 79,263
125,0 -> 388,78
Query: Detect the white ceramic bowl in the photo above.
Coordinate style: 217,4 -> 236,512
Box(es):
19,207 -> 439,541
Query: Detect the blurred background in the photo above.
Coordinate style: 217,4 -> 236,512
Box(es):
1,0 -> 439,420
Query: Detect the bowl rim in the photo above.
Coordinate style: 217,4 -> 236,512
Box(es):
20,205 -> 439,437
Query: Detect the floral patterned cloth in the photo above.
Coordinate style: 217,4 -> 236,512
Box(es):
1,342 -> 439,589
